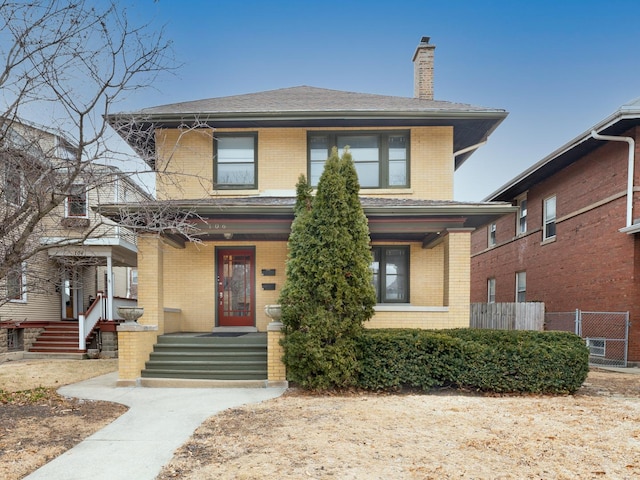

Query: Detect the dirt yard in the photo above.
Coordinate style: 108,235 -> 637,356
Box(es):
1,360 -> 639,480
157,370 -> 640,480
0,359 -> 126,480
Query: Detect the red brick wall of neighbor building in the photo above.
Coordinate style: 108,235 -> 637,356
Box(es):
471,127 -> 640,361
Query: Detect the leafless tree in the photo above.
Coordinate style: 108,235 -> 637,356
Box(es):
0,1 -> 203,307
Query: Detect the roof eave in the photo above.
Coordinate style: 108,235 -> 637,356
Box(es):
485,106 -> 640,202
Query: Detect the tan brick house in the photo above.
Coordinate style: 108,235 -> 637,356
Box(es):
107,37 -> 514,385
470,97 -> 640,364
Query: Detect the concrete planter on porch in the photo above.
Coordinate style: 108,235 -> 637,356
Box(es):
117,306 -> 144,324
264,304 -> 281,322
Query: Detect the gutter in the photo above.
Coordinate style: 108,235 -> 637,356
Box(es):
590,130 -> 635,228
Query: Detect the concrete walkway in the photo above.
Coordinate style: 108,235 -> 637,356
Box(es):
24,373 -> 286,480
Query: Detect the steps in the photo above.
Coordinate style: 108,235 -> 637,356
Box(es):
26,322 -> 94,359
141,333 -> 268,381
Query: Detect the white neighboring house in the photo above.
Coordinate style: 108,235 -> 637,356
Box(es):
0,119 -> 150,359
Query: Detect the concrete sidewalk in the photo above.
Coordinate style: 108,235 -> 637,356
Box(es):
25,373 -> 286,480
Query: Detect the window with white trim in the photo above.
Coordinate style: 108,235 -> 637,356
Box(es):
543,195 -> 556,240
214,133 -> 257,188
515,271 -> 526,303
308,131 -> 409,188
371,246 -> 409,303
7,262 -> 27,302
516,195 -> 527,234
488,222 -> 496,247
487,278 -> 496,303
66,184 -> 88,217
4,162 -> 23,206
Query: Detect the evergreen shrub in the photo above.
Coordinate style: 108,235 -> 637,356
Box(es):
357,328 -> 589,394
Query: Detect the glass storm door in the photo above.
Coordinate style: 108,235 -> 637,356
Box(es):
217,249 -> 255,327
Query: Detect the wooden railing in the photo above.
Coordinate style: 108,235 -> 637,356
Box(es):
78,293 -> 137,349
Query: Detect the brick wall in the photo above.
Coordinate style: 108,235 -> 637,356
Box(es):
154,126 -> 454,201
471,127 -> 640,361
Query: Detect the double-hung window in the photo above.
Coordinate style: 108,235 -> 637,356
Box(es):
543,195 -> 556,240
66,184 -> 88,217
4,162 -> 23,206
515,271 -> 526,302
308,131 -> 409,188
487,278 -> 496,303
488,222 -> 496,247
517,195 -> 527,234
7,262 -> 26,302
214,133 -> 257,189
371,246 -> 409,303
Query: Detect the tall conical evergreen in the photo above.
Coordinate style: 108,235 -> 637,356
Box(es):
279,148 -> 376,389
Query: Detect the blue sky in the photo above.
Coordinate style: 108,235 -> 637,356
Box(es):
116,0 -> 640,201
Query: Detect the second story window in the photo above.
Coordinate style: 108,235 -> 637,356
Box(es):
308,131 -> 409,188
488,222 -> 496,247
543,195 -> 556,240
517,195 -> 527,234
214,134 -> 257,189
66,184 -> 88,217
4,162 -> 23,206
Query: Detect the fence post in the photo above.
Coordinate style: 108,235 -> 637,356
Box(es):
575,309 -> 581,337
624,312 -> 630,366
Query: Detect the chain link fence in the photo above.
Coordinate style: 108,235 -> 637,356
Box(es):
545,310 -> 629,367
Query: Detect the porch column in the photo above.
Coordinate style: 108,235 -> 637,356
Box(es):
443,228 -> 473,328
267,320 -> 288,387
106,254 -> 114,320
117,234 -> 164,385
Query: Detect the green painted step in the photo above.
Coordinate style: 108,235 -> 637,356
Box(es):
141,333 -> 268,381
141,369 -> 267,380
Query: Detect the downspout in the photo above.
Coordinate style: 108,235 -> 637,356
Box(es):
590,130 -> 635,228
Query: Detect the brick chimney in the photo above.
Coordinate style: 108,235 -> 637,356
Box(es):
413,36 -> 435,100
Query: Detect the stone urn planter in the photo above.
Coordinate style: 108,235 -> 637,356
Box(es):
117,306 -> 144,325
264,304 -> 281,322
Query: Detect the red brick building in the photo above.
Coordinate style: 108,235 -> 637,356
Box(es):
470,98 -> 640,363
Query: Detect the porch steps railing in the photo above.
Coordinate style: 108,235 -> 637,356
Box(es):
141,333 -> 267,381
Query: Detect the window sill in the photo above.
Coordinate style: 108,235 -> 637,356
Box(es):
374,304 -> 448,312
541,236 -> 556,246
360,188 -> 413,195
9,299 -> 27,304
209,189 -> 259,196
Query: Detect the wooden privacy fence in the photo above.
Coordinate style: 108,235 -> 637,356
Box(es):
470,302 -> 545,331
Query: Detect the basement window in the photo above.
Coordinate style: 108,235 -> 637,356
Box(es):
586,337 -> 606,357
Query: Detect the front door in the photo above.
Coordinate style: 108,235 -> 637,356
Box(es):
61,267 -> 83,320
216,248 -> 255,327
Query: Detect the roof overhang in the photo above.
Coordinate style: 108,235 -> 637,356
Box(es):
485,104 -> 640,201
98,200 -> 516,249
42,237 -> 138,267
107,110 -> 506,171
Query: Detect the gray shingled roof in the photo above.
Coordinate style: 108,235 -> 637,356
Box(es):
135,86 -> 504,116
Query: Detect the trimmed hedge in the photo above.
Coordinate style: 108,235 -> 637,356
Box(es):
356,329 -> 589,394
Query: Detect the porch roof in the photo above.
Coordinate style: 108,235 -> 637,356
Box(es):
98,197 -> 516,249
43,237 -> 138,267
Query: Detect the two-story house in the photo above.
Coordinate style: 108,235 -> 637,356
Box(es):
0,120 -> 149,360
470,98 -> 640,364
106,37 -> 515,385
